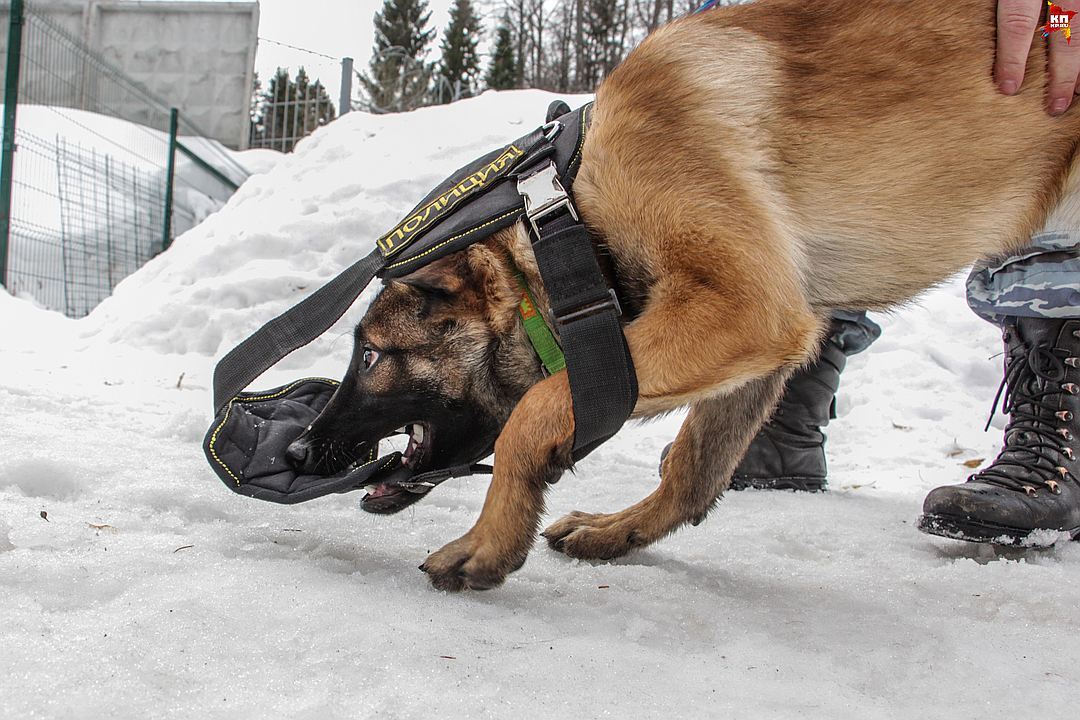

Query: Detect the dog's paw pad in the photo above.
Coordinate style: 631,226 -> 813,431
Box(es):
421,535 -> 520,592
543,512 -> 647,561
419,551 -> 470,592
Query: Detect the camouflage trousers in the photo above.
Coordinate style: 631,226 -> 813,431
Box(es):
965,231 -> 1080,324
829,231 -> 1079,356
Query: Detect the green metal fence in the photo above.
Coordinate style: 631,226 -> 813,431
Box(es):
0,0 -> 250,317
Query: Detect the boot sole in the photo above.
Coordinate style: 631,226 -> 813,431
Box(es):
730,476 -> 826,493
917,513 -> 1080,547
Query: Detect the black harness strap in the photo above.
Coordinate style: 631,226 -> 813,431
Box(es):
212,248 -> 384,415
517,162 -> 638,458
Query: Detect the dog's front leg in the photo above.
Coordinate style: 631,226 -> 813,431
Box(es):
542,271 -> 825,561
420,372 -> 574,591
543,369 -> 790,559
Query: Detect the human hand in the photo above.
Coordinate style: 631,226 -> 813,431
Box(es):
996,0 -> 1080,115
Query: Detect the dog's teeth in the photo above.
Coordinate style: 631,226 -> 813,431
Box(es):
395,426 -> 407,434
413,425 -> 424,443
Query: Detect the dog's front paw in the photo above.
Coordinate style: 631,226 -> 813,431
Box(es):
419,532 -> 527,591
541,511 -> 648,561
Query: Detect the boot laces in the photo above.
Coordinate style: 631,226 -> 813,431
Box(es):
975,342 -> 1075,494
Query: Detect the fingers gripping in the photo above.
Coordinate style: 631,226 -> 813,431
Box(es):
996,0 -> 1080,114
995,0 -> 1041,95
1046,6 -> 1080,114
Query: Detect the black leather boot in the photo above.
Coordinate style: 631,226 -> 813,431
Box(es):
918,318 -> 1080,545
658,315 -> 876,490
728,337 -> 847,492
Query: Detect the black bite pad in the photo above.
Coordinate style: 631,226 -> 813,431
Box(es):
203,378 -> 402,504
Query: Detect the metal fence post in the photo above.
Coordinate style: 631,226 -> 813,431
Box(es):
0,0 -> 26,289
162,107 -> 179,252
339,56 -> 353,116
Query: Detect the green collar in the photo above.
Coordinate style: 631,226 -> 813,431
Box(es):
512,270 -> 566,375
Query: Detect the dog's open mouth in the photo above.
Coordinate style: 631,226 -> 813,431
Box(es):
361,422 -> 432,514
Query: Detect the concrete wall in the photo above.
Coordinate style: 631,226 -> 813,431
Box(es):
1,1 -> 258,148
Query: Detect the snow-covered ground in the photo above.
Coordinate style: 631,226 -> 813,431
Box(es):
1,91 -> 1077,719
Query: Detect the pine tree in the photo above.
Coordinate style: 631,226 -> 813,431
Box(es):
436,0 -> 482,102
250,67 -> 336,152
250,71 -> 262,121
485,17 -> 517,90
361,0 -> 436,113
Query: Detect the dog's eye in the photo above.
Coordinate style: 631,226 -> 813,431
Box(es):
362,348 -> 380,371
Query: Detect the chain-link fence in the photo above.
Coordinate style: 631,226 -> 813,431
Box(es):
355,47 -> 465,115
0,0 -> 250,317
248,42 -> 468,151
249,38 -> 352,153
0,0 -> 479,315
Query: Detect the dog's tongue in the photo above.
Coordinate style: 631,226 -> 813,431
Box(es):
360,463 -> 429,515
365,483 -> 399,499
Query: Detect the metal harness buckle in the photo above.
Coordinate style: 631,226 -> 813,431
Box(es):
554,289 -> 622,326
516,161 -> 621,326
517,160 -> 579,238
541,120 -> 564,142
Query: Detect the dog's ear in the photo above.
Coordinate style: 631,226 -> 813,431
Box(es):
466,242 -> 520,334
398,254 -> 469,300
397,244 -> 518,332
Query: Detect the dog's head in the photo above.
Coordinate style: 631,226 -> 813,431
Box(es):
285,229 -> 545,513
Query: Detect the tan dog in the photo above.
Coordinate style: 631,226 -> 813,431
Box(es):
300,0 -> 1080,590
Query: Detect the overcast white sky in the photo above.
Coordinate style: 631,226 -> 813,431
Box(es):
254,0 -> 492,91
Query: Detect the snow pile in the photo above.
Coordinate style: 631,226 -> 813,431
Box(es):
1,91 -> 1077,719
80,91 -> 590,368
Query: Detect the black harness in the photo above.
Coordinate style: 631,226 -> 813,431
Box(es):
202,101 -> 638,504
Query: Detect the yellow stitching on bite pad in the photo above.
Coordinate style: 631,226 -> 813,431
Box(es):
241,377 -> 338,403
210,377 -> 340,485
209,401 -> 240,484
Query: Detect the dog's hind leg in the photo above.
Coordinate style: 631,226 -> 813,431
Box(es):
541,368 -> 791,560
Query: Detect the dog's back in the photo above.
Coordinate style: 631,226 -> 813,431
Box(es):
577,0 -> 1080,312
